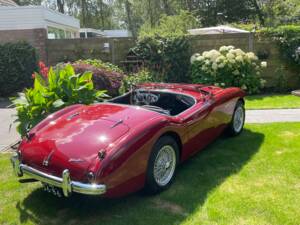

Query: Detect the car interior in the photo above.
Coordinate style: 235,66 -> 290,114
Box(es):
109,89 -> 196,116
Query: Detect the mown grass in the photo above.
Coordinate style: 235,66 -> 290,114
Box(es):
246,94 -> 300,109
1,123 -> 300,225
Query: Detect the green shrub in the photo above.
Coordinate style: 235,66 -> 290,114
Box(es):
11,64 -> 107,136
131,36 -> 190,83
120,69 -> 154,93
139,10 -> 199,39
259,25 -> 300,68
191,46 -> 266,94
76,59 -> 124,73
0,42 -> 38,97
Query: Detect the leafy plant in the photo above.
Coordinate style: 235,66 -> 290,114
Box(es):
131,36 -> 190,83
259,25 -> 300,68
0,42 -> 38,97
120,69 -> 154,93
139,10 -> 199,39
11,64 -> 107,136
274,66 -> 289,93
76,59 -> 124,73
72,59 -> 125,96
191,46 -> 266,94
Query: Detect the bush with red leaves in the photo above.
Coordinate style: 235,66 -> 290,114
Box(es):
71,63 -> 124,97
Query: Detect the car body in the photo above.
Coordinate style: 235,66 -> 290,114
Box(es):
11,83 -> 245,198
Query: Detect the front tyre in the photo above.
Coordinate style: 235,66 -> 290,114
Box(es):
145,136 -> 179,194
227,100 -> 245,136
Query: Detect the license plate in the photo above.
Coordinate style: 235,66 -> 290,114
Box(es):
42,183 -> 63,197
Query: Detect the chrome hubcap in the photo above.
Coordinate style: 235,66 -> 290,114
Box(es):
233,106 -> 244,133
153,145 -> 176,186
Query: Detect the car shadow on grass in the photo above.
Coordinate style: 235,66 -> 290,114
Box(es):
16,128 -> 264,225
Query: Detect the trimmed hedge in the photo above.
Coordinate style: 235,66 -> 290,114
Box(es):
0,42 -> 38,97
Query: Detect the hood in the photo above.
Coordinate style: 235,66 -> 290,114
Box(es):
20,103 -> 161,180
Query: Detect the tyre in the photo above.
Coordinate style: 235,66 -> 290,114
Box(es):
145,136 -> 179,194
227,100 -> 245,136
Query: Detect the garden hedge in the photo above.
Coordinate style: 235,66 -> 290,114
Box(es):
0,42 -> 38,97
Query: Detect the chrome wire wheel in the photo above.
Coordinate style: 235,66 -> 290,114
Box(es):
153,145 -> 176,187
233,106 -> 245,133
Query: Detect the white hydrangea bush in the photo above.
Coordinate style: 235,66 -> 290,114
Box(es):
191,46 -> 266,94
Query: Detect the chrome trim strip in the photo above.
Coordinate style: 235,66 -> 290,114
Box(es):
11,154 -> 106,197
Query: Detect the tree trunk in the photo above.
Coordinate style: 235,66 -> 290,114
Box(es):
162,0 -> 171,15
124,0 -> 136,38
251,0 -> 265,25
57,0 -> 64,13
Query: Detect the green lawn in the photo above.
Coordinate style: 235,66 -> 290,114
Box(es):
246,94 -> 300,110
1,123 -> 300,225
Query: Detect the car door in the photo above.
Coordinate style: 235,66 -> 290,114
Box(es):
179,98 -> 226,160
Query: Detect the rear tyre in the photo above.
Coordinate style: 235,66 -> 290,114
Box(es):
145,136 -> 179,194
227,100 -> 245,136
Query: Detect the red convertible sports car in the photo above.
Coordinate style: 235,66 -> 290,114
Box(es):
11,83 -> 245,198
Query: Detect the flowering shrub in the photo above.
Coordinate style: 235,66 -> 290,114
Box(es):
191,46 -> 266,94
120,69 -> 154,94
11,64 -> 107,136
72,61 -> 124,97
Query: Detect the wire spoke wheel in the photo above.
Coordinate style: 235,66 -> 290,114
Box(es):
233,106 -> 244,133
153,145 -> 176,187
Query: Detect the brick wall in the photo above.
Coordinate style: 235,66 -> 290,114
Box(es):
0,28 -> 47,62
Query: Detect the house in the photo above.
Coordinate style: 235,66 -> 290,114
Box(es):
0,4 -> 80,61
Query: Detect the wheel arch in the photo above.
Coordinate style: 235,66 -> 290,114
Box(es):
159,131 -> 182,160
238,98 -> 245,105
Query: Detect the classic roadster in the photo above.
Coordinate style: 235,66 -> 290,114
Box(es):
11,83 -> 245,198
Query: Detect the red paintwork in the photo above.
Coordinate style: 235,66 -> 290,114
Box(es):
18,83 -> 245,197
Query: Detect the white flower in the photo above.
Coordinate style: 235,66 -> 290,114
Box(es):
241,85 -> 247,90
236,55 -> 243,62
212,63 -> 218,70
218,63 -> 225,68
233,70 -> 239,75
247,52 -> 258,61
261,61 -> 267,68
190,53 -> 200,64
219,46 -> 228,53
196,56 -> 205,61
229,59 -> 236,64
221,83 -> 225,87
216,55 -> 226,63
226,53 -> 235,59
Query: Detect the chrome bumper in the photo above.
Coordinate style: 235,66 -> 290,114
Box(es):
10,153 -> 106,197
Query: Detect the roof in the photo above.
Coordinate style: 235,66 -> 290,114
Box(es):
102,30 -> 132,37
188,26 -> 250,35
0,6 -> 80,31
0,0 -> 18,6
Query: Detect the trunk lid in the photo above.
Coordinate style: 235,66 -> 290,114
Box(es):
21,103 -> 157,180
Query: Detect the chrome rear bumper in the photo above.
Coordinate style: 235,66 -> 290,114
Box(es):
10,153 -> 106,197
